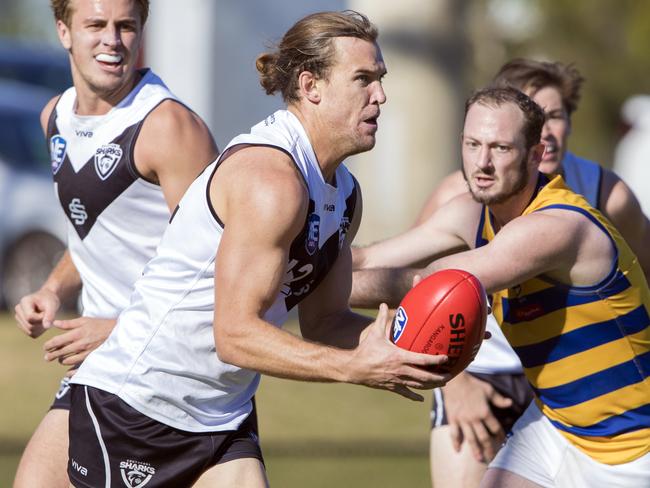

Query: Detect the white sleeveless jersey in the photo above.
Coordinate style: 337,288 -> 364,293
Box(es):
466,314 -> 522,374
47,69 -> 174,318
72,110 -> 359,432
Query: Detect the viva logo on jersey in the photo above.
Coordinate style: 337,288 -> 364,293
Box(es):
94,143 -> 123,180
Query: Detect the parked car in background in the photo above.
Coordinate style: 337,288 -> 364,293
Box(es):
0,78 -> 70,310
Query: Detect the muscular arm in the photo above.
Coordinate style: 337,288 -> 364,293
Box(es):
350,267 -> 417,309
412,170 -> 467,226
600,168 -> 650,280
355,207 -> 615,311
427,209 -> 614,294
135,99 -> 219,210
211,147 -> 449,399
351,194 -> 478,308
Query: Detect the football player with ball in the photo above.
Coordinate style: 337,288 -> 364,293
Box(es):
63,11 -> 451,488
352,86 -> 650,487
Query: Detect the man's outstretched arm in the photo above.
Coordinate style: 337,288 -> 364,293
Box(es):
211,147 -> 450,401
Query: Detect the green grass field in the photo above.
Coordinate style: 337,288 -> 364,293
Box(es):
0,313 -> 433,487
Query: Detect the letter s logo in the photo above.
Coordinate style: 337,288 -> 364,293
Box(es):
449,313 -> 465,329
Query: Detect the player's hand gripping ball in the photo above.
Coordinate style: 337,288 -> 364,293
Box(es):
390,269 -> 488,376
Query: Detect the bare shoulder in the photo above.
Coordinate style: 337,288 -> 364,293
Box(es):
144,99 -> 211,135
445,190 -> 481,213
507,207 -> 592,252
600,167 -> 643,220
211,146 -> 309,230
40,95 -> 60,134
438,170 -> 468,199
598,167 -> 649,258
414,169 -> 468,225
427,191 -> 481,231
514,208 -> 579,232
136,99 -> 218,179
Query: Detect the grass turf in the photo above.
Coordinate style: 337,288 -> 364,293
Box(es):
0,312 -> 432,487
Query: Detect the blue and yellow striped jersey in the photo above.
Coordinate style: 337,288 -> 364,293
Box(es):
478,175 -> 650,465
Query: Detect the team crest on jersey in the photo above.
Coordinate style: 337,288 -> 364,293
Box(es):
94,143 -> 123,180
392,306 -> 408,342
119,459 -> 156,488
50,135 -> 67,174
305,213 -> 320,256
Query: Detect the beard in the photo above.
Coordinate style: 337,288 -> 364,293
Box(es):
463,155 -> 530,205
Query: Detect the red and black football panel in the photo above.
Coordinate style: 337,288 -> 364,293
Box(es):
393,269 -> 469,351
392,269 -> 488,376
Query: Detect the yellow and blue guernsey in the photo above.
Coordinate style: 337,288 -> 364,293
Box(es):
478,174 -> 650,465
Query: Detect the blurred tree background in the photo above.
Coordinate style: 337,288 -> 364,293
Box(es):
467,0 -> 650,166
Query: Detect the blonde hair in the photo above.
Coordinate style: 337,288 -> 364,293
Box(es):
50,0 -> 150,27
256,10 -> 377,103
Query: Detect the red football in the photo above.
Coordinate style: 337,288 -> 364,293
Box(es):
390,269 -> 488,376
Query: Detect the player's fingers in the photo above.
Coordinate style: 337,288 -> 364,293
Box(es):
460,423 -> 481,461
14,297 -> 36,318
401,373 -> 446,390
391,384 -> 424,402
51,319 -> 80,330
15,299 -> 42,323
411,274 -> 422,288
43,333 -> 73,353
15,313 -> 44,338
400,367 -> 450,389
489,390 -> 513,409
472,421 -> 494,461
60,352 -> 90,366
37,299 -> 59,329
483,414 -> 504,438
44,341 -> 80,362
375,303 -> 391,338
14,312 -> 32,335
14,303 -> 26,323
448,422 -> 463,452
401,349 -> 449,368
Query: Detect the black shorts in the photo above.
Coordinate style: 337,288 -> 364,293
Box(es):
431,372 -> 534,433
68,385 -> 263,488
50,376 -> 73,410
51,375 -> 260,430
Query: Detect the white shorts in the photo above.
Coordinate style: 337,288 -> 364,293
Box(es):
489,402 -> 650,488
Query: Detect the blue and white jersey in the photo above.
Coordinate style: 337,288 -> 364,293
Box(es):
47,69 -> 175,318
72,110 -> 359,432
